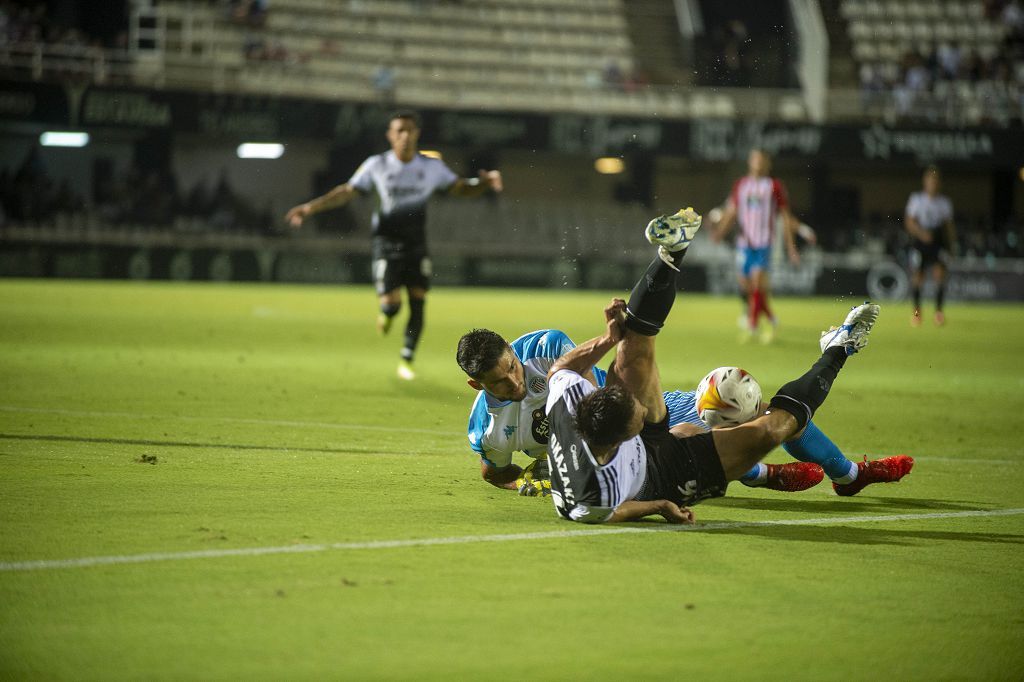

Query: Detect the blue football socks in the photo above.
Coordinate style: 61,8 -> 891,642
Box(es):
782,420 -> 857,483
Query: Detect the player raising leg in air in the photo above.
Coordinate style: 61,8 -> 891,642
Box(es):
544,207 -> 886,523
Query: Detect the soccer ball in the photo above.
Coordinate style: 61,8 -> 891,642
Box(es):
695,366 -> 762,428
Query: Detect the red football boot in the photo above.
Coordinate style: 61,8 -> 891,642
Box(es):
833,455 -> 915,497
763,462 -> 825,492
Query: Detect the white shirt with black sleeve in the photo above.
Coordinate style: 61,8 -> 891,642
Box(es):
544,369 -> 647,524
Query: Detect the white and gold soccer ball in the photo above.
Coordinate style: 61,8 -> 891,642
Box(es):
695,366 -> 762,428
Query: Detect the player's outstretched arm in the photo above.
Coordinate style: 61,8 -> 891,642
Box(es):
710,204 -> 737,242
605,500 -> 695,524
480,460 -> 524,490
284,183 -> 359,228
945,218 -> 958,257
782,207 -> 801,264
448,170 -> 503,198
547,299 -> 625,379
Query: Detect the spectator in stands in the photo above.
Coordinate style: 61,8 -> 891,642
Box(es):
936,42 -> 961,80
229,0 -> 268,28
372,63 -> 396,104
602,60 -> 623,90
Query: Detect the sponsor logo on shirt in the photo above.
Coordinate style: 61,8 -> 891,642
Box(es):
530,409 -> 549,444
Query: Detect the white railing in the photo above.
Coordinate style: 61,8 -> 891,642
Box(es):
789,0 -> 830,123
0,42 -> 134,85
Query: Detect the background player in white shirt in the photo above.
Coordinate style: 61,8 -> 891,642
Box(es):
285,111 -> 503,379
544,208 -> 885,524
905,166 -> 958,326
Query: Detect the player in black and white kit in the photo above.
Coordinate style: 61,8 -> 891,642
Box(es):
905,166 -> 957,326
544,208 -> 881,524
286,111 -> 503,379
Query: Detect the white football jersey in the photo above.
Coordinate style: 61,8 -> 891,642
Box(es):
545,369 -> 647,523
467,330 -> 606,469
347,151 -> 458,245
905,191 -> 953,232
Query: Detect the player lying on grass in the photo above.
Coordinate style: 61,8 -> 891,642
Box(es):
544,207 -> 895,523
456,329 -> 910,498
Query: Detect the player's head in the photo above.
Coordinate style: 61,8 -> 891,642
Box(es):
748,148 -> 771,177
457,329 -> 527,401
923,165 -> 941,195
573,385 -> 646,450
386,110 -> 421,160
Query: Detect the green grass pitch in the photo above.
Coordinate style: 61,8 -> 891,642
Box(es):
1,279 -> 1022,680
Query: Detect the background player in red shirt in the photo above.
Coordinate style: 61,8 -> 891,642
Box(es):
710,149 -> 806,343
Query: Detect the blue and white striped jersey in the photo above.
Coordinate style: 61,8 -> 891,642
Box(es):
466,329 -> 607,469
664,390 -> 707,432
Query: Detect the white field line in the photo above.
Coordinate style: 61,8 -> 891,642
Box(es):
0,405 -> 451,436
0,406 -> 1015,464
2,508 -> 1021,573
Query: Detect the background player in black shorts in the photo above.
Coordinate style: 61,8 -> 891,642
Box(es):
285,111 -> 503,379
544,208 -> 882,524
905,166 -> 958,326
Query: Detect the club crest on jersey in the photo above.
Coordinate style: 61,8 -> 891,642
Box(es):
531,409 -> 549,444
530,376 -> 546,393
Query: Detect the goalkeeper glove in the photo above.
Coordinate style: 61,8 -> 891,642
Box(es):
520,457 -> 550,482
515,478 -> 551,497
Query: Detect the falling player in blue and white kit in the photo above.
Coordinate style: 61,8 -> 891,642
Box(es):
457,329 -> 605,493
286,111 -> 503,380
457,328 -> 907,497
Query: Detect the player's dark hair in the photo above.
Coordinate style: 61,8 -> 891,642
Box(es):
574,385 -> 636,448
456,329 -> 510,378
389,110 -> 421,128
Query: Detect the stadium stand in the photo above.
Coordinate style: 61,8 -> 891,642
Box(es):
825,0 -> 1024,125
1,0 -> 1021,288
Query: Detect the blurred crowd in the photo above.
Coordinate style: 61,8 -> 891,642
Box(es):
859,1 -> 1024,123
839,214 -> 1024,261
0,147 -> 274,234
0,0 -> 126,50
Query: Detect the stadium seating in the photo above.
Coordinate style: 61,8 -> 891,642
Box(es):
142,0 -> 651,115
836,0 -> 1021,125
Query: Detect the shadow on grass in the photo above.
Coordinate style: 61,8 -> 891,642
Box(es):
696,524 -> 1024,546
0,432 -> 401,456
706,495 -> 989,514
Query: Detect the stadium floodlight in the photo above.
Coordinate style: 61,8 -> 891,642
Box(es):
39,131 -> 90,148
594,157 -> 625,174
420,150 -> 443,159
237,143 -> 285,159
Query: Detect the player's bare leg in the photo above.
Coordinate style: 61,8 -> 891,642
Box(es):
607,208 -> 702,420
608,328 -> 666,423
712,410 -> 802,480
751,268 -> 777,344
736,272 -> 753,338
